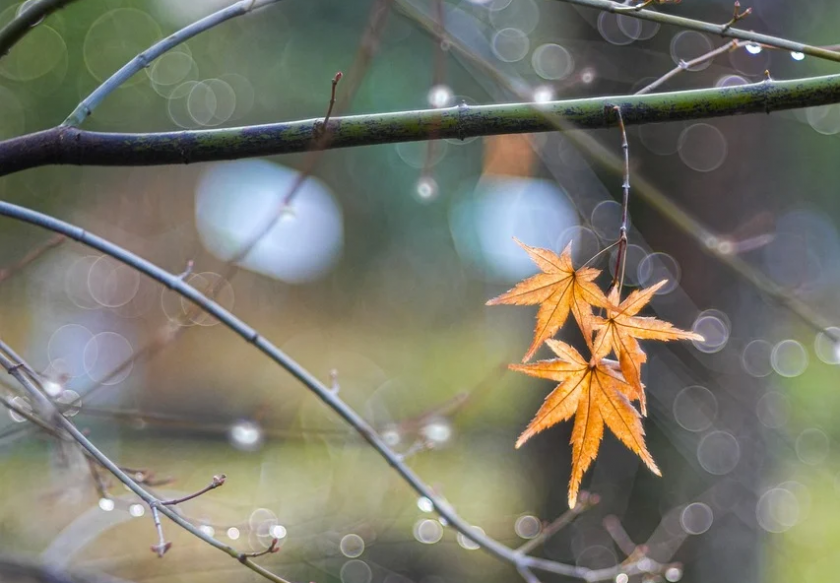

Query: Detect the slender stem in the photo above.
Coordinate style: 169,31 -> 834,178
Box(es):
62,0 -> 286,127
160,474 -> 226,506
0,0 -> 78,57
7,73 -> 840,176
516,493 -> 598,555
149,505 -> 172,557
635,40 -> 742,96
553,0 -> 840,63
612,106 -> 630,297
0,344 -> 294,583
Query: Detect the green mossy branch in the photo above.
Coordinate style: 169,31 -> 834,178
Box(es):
2,73 -> 840,176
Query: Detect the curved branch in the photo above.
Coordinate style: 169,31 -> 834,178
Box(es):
62,0 -> 286,127
0,0 -> 78,58
3,72 -> 840,175
555,0 -> 840,62
0,200 -> 666,583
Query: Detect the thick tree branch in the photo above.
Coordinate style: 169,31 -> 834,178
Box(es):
554,0 -> 840,62
4,73 -> 840,175
0,0 -> 78,57
62,0 -> 286,127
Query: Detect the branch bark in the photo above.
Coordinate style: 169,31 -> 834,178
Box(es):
3,73 -> 840,175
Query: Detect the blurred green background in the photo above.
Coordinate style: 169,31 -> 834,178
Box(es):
2,1 -> 840,582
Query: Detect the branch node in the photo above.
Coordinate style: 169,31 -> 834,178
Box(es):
456,99 -> 467,141
177,259 -> 195,280
721,1 -> 752,33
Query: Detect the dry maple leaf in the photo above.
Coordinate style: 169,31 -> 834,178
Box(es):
511,339 -> 660,509
592,280 -> 704,416
486,239 -> 608,362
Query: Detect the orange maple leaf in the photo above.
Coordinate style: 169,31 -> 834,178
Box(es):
592,280 -> 704,416
486,239 -> 608,362
510,339 -> 660,508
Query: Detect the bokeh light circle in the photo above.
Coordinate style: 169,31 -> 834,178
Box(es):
678,123 -> 727,172
771,339 -> 808,377
680,502 -> 713,535
697,431 -> 740,475
83,332 -> 134,385
83,9 -> 162,85
742,340 -> 774,377
531,44 -> 574,80
673,386 -> 717,432
491,28 -> 529,62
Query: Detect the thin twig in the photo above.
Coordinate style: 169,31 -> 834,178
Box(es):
721,1 -> 752,33
323,72 -> 343,127
62,0 -> 286,127
0,0 -> 78,57
0,234 -> 64,285
603,515 -> 639,557
0,343 -> 294,583
149,505 -> 172,558
516,492 -> 599,555
238,538 -> 280,562
160,474 -> 226,506
611,106 -> 631,299
635,40 -> 743,96
555,0 -> 840,63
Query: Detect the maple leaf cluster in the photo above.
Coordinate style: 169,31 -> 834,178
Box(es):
487,239 -> 703,508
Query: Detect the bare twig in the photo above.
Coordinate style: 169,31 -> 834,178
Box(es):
149,505 -> 172,558
238,538 -> 281,562
516,492 -> 600,555
160,474 -> 226,506
0,0 -> 78,57
554,0 -> 840,62
721,1 -> 752,33
611,106 -> 631,300
603,515 -> 639,558
635,40 -> 743,96
0,234 -> 64,285
62,0 -> 286,127
0,342 -> 294,583
323,72 -> 343,127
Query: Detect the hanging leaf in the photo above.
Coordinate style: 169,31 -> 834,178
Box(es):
510,339 -> 660,508
486,239 -> 608,362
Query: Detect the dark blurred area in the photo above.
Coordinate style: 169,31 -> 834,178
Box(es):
1,1 -> 840,582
